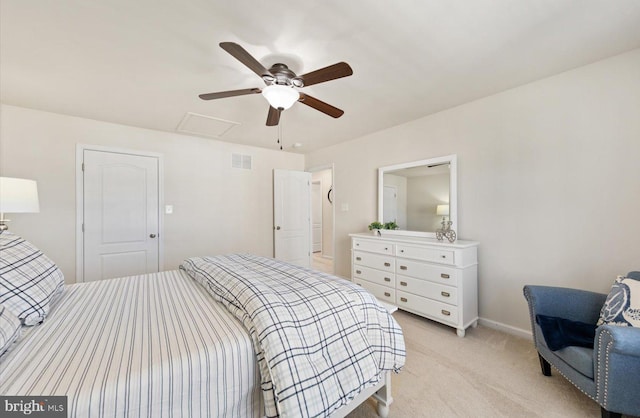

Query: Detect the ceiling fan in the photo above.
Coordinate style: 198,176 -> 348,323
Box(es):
199,42 -> 353,126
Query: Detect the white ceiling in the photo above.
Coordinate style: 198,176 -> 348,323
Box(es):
2,0 -> 640,153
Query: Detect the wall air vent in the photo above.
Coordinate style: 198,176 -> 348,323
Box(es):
232,153 -> 252,170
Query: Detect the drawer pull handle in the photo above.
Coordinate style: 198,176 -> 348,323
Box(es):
441,273 -> 450,279
384,292 -> 391,297
441,310 -> 451,316
356,270 -> 362,274
356,257 -> 362,261
384,262 -> 391,267
384,277 -> 391,282
400,266 -> 407,270
441,255 -> 447,259
441,291 -> 450,297
400,249 -> 404,253
400,281 -> 407,286
385,247 -> 389,251
356,243 -> 360,246
400,297 -> 408,302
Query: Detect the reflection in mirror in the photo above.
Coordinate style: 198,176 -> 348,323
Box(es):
378,155 -> 457,238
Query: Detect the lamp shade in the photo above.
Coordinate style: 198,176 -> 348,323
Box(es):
261,84 -> 300,110
436,204 -> 449,216
0,177 -> 40,213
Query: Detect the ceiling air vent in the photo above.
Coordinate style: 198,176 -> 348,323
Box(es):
231,153 -> 252,170
176,112 -> 240,138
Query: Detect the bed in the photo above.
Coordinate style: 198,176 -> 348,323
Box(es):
0,233 -> 405,418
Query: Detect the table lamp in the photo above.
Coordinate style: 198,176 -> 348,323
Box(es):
0,177 -> 40,231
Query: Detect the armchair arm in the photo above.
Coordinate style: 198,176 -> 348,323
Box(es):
523,285 -> 607,324
595,325 -> 640,415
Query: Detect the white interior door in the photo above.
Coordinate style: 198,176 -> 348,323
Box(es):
311,181 -> 322,253
83,149 -> 160,281
273,169 -> 311,267
383,185 -> 398,223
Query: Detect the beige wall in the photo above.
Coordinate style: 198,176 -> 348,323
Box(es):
0,105 -> 304,283
306,48 -> 640,332
406,173 -> 449,231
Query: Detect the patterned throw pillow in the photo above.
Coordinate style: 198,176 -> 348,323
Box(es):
0,304 -> 21,358
0,231 -> 65,326
597,275 -> 640,327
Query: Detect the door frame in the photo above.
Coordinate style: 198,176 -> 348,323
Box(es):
307,163 -> 335,274
75,144 -> 164,282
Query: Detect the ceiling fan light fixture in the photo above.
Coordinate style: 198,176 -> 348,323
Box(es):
262,84 -> 300,110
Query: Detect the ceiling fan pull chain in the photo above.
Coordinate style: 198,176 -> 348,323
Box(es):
278,118 -> 283,150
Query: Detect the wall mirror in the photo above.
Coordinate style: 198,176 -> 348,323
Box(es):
378,154 -> 457,238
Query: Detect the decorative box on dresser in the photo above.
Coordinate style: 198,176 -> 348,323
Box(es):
350,233 -> 479,337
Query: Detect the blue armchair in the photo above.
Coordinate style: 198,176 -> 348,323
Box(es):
523,272 -> 640,418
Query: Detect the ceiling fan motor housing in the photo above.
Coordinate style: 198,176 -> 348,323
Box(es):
263,63 -> 304,87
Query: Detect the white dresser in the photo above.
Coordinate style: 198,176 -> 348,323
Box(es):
350,233 -> 479,337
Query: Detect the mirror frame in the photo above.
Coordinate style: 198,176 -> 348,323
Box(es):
377,154 -> 457,238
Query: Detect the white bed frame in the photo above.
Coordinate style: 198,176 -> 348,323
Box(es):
331,372 -> 393,418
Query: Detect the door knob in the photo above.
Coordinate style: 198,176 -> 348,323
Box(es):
275,226 -> 281,230
150,234 -> 157,238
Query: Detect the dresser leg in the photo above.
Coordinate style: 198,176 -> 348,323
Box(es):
457,328 -> 466,337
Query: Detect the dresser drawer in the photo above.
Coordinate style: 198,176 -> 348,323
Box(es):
353,251 -> 395,273
395,259 -> 458,286
396,290 -> 459,325
396,275 -> 457,305
353,279 -> 396,304
396,244 -> 455,265
352,238 -> 393,255
353,265 -> 395,287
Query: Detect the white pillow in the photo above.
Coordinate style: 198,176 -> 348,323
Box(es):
0,304 -> 21,358
0,231 -> 64,326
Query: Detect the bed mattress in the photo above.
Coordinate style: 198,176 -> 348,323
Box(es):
0,270 -> 262,417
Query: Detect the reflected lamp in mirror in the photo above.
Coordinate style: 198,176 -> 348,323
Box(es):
436,204 -> 449,218
0,177 -> 40,231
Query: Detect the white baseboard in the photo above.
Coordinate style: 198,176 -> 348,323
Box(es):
478,317 -> 532,340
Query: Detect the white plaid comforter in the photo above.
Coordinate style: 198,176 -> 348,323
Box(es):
180,254 -> 405,418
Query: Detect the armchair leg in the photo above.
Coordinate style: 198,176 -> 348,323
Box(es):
538,353 -> 552,376
600,407 -> 621,418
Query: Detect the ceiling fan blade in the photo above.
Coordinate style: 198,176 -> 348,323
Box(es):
199,88 -> 261,100
298,93 -> 344,118
299,62 -> 353,87
220,42 -> 271,78
266,106 -> 281,126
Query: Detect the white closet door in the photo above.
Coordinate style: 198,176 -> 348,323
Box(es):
83,150 -> 160,281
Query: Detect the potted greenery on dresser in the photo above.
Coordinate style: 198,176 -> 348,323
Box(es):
368,221 -> 384,236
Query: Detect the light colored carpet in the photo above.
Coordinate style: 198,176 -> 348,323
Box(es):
347,310 -> 613,418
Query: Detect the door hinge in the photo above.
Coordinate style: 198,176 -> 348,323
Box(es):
82,162 -> 85,171
82,223 -> 84,232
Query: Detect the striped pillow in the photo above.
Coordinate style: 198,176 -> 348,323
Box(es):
0,231 -> 65,326
0,304 -> 21,358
